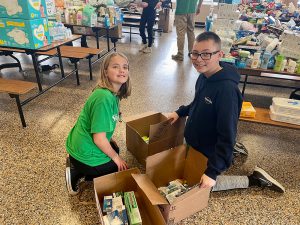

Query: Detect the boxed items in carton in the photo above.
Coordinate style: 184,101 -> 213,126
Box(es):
131,145 -> 210,224
125,112 -> 185,166
124,191 -> 142,225
0,17 -> 51,49
269,97 -> 300,125
102,194 -> 129,225
0,0 -> 47,19
240,101 -> 256,118
94,168 -> 167,225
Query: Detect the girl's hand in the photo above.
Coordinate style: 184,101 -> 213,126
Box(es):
112,155 -> 128,171
167,112 -> 179,125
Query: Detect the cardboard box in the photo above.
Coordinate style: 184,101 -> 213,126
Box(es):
0,0 -> 47,19
125,112 -> 185,166
158,9 -> 175,33
1,18 -> 51,49
132,145 -> 210,224
94,168 -> 167,225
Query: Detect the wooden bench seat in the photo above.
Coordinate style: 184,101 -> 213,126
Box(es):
36,46 -> 104,81
60,46 -> 103,55
0,78 -> 36,127
0,47 -> 26,53
240,107 -> 300,130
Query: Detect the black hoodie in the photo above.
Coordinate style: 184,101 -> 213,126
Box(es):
176,62 -> 243,180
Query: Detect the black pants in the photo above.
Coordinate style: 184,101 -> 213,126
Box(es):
139,13 -> 156,47
70,142 -> 119,181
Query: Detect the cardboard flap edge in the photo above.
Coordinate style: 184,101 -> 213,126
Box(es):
132,174 -> 169,205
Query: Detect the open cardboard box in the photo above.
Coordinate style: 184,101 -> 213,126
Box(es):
132,145 -> 210,224
125,112 -> 185,166
94,168 -> 167,225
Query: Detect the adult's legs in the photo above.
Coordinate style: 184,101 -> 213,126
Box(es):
186,13 -> 196,53
139,14 -> 148,45
146,15 -> 156,47
172,14 -> 187,60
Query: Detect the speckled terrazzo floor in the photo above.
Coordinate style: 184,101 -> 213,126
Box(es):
1,28 -> 300,225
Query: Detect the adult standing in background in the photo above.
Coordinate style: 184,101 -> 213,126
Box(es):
137,0 -> 163,53
172,0 -> 203,61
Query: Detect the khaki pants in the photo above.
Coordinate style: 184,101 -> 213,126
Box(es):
175,14 -> 196,56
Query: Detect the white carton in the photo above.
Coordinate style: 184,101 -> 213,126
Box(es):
270,106 -> 300,125
272,97 -> 300,117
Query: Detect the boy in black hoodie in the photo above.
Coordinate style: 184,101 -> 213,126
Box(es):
168,32 -> 285,193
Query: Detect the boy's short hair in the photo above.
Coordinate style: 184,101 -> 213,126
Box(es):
195,32 -> 221,49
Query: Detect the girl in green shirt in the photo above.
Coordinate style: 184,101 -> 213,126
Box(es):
65,52 -> 132,195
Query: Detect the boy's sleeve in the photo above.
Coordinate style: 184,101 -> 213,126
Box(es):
204,86 -> 241,180
90,98 -> 114,134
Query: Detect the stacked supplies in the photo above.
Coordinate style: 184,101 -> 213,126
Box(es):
158,179 -> 195,204
270,97 -> 300,125
103,192 -> 129,225
103,191 -> 142,225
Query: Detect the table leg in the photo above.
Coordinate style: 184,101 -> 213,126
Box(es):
31,53 -> 43,92
242,74 -> 248,97
95,29 -> 100,59
57,47 -> 65,78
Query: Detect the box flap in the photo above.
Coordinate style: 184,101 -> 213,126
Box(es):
146,145 -> 187,187
149,118 -> 172,143
132,174 -> 169,205
149,117 -> 185,143
126,113 -> 165,137
94,168 -> 140,194
183,147 -> 208,186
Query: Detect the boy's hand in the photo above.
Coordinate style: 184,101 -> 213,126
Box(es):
112,155 -> 128,171
139,2 -> 148,8
167,112 -> 179,125
155,2 -> 162,9
199,174 -> 216,188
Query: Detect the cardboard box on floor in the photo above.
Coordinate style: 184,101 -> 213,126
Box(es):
132,145 -> 210,224
158,9 -> 175,33
125,112 -> 185,166
94,168 -> 167,225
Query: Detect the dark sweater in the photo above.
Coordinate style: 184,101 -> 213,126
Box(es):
142,0 -> 159,16
176,62 -> 243,180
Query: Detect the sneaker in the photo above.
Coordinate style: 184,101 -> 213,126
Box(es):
65,156 -> 85,196
139,44 -> 148,52
233,142 -> 248,156
252,166 -> 285,193
172,54 -> 183,61
143,47 -> 152,53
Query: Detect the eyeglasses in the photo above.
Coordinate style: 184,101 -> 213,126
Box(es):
188,51 -> 220,60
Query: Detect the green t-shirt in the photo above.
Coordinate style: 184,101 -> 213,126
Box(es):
66,88 -> 120,167
175,0 -> 199,15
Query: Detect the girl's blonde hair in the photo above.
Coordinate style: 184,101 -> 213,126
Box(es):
95,52 -> 131,99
